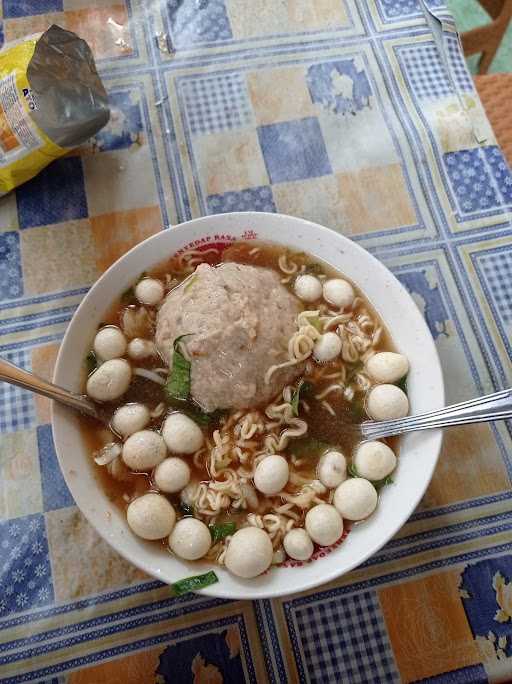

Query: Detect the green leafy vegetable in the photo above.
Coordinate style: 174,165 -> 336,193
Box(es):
184,274 -> 198,293
179,502 -> 194,517
348,463 -> 359,478
172,570 -> 219,596
396,375 -> 408,394
309,316 -> 323,333
290,380 -> 314,416
347,463 -> 394,489
373,475 -> 394,490
85,350 -> 97,375
304,262 -> 323,275
209,521 -> 236,545
165,335 -> 192,401
290,436 -> 330,459
166,396 -> 225,427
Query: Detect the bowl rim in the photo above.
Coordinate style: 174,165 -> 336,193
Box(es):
52,211 -> 444,600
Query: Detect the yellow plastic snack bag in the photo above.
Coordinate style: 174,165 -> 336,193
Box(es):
0,24 -> 109,195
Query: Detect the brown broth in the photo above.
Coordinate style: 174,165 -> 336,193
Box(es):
79,240 -> 401,541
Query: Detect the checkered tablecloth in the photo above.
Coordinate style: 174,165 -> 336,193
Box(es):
0,1 -> 511,682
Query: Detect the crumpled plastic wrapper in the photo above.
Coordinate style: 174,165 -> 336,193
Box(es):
0,24 -> 110,195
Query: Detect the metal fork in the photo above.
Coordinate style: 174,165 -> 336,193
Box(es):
357,387 -> 512,440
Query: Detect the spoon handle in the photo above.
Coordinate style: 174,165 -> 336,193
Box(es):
361,387 -> 512,440
0,356 -> 99,419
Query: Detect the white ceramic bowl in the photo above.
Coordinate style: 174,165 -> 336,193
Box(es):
52,212 -> 444,600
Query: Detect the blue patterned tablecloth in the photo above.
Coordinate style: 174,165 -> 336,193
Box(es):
0,1 -> 512,682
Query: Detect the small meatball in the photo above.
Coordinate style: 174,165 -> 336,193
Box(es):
283,528 -> 314,561
334,478 -> 378,521
135,277 -> 164,306
323,279 -> 355,309
162,412 -> 204,454
154,457 -> 191,493
86,359 -> 131,402
317,450 -> 347,489
313,332 -> 342,363
122,430 -> 167,471
366,352 -> 409,384
367,384 -> 409,420
354,441 -> 396,481
127,493 -> 176,540
294,274 -> 323,303
111,403 -> 150,438
127,338 -> 156,360
169,518 -> 211,560
254,455 -> 289,495
305,504 -> 343,546
224,527 -> 273,578
93,326 -> 127,361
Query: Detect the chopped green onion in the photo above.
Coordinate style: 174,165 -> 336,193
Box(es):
165,335 -> 192,401
172,570 -> 219,596
396,375 -> 408,394
290,436 -> 330,459
309,316 -> 323,332
184,274 -> 198,293
347,463 -> 394,489
374,475 -> 394,490
120,286 -> 134,303
304,262 -> 323,275
178,502 -> 194,517
290,380 -> 314,416
209,521 -> 236,545
85,350 -> 97,375
347,463 -> 359,478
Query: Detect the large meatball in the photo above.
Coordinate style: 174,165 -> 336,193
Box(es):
155,262 -> 302,412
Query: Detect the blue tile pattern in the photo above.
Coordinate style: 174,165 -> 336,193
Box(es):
446,35 -> 474,93
444,148 -> 500,213
0,350 -> 36,434
37,424 -> 75,512
379,0 -> 421,19
2,0 -> 62,18
460,555 -> 512,658
94,91 -> 144,152
0,513 -> 54,617
155,628 -> 246,682
207,186 -> 276,214
397,269 -> 450,339
413,663 -> 488,684
291,590 -> 399,683
307,59 -> 372,115
258,117 -> 332,184
166,0 -> 232,48
180,73 -> 253,135
378,0 -> 444,19
483,146 -> 512,205
401,45 -> 451,99
0,231 -> 23,300
479,250 -> 512,323
16,157 -> 88,230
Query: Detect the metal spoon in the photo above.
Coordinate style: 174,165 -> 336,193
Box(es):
1,355 -> 511,438
0,356 -> 102,421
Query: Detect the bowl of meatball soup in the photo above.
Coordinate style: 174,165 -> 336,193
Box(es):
52,212 -> 444,600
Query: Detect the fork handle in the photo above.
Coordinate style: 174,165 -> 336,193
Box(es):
362,388 -> 512,440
